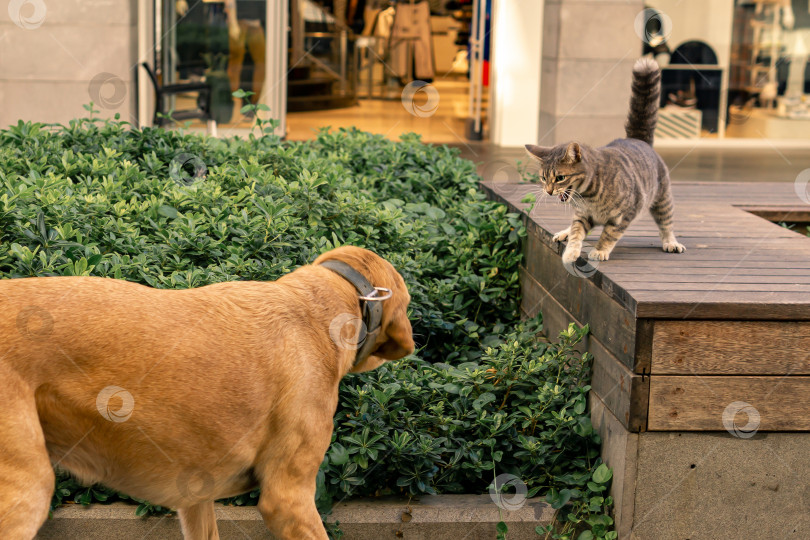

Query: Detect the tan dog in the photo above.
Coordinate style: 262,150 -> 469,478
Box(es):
0,246 -> 414,540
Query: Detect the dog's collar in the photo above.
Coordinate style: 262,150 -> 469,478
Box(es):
319,260 -> 392,366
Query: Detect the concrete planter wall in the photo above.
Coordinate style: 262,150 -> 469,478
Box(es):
36,495 -> 554,539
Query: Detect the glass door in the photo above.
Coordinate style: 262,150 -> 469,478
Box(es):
151,0 -> 287,134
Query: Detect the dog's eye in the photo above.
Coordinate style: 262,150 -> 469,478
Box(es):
556,175 -> 567,182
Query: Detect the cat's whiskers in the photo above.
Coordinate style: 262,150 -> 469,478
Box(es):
526,185 -> 558,228
567,191 -> 587,212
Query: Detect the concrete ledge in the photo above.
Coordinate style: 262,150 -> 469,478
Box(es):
36,495 -> 554,539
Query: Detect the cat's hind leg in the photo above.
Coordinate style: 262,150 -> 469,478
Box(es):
650,180 -> 685,253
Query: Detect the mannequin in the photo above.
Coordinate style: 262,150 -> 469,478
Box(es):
783,0 -> 810,99
223,0 -> 266,105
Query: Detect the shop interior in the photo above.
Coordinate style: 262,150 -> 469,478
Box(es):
151,0 -> 489,143
149,0 -> 810,143
645,0 -> 810,140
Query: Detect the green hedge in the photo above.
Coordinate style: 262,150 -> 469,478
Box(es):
0,115 -> 614,539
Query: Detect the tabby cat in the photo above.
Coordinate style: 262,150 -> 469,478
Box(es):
525,58 -> 685,267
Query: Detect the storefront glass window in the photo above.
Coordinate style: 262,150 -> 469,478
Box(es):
159,0 -> 267,126
643,0 -> 810,139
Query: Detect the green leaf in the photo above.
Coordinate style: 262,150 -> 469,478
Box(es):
592,464 -> 613,484
157,205 -> 178,219
329,444 -> 350,466
472,392 -> 496,411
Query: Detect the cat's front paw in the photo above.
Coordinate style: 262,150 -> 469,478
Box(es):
552,229 -> 570,243
588,249 -> 611,261
663,241 -> 686,253
561,248 -> 580,266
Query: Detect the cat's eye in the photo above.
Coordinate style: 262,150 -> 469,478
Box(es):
556,175 -> 567,182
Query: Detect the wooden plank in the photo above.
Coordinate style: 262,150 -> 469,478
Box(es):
634,319 -> 654,374
605,268 -> 810,276
614,235 -> 803,243
589,253 -> 810,262
648,376 -> 810,431
601,260 -> 810,269
589,393 -> 638,539
651,321 -> 810,375
522,233 -> 638,366
591,336 -> 648,432
672,183 -> 803,202
606,274 -> 810,284
520,269 -> 647,430
736,206 -> 810,222
624,283 -> 810,293
635,298 -> 810,320
614,235 -> 808,244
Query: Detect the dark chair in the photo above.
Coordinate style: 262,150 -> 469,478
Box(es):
140,62 -> 216,134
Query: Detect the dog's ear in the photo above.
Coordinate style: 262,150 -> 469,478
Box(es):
349,271 -> 414,374
349,305 -> 413,373
373,304 -> 414,360
319,246 -> 414,372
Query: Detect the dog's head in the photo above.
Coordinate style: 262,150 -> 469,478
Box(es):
314,246 -> 415,373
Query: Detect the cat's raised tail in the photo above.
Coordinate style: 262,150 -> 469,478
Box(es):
624,58 -> 661,146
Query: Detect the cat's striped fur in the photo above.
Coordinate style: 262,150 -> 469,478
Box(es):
526,58 -> 685,267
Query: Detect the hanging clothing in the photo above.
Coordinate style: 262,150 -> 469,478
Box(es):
390,2 -> 435,80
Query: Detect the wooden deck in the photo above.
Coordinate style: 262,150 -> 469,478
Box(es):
482,181 -> 810,432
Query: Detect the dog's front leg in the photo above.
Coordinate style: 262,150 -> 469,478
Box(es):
178,501 -> 219,540
255,423 -> 331,540
257,461 -> 329,540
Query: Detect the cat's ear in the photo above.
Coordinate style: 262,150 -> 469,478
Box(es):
525,144 -> 553,162
563,142 -> 581,164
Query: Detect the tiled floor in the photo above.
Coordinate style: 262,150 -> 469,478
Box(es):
181,78 -> 806,184
286,77 -> 484,143
448,143 -> 808,184
179,76 -> 485,144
